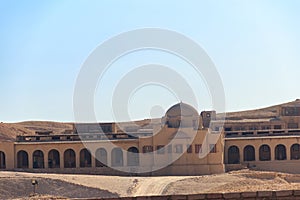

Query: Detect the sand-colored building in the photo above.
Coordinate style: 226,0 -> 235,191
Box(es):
1,100 -> 300,175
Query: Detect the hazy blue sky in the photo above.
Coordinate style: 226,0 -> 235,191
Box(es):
1,0 -> 300,122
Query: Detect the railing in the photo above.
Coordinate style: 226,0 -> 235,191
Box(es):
15,132 -> 153,142
225,128 -> 300,138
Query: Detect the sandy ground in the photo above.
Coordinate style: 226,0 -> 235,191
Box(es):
2,169 -> 300,199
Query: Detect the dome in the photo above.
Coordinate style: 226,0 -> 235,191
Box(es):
166,102 -> 199,117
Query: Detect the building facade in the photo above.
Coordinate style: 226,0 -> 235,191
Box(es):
1,100 -> 300,175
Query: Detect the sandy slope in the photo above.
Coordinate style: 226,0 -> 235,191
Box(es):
3,169 -> 300,199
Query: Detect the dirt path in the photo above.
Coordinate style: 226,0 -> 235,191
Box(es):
6,172 -> 192,197
133,176 -> 191,196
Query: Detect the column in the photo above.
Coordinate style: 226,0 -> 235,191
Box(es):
270,144 -> 275,161
28,151 -> 33,169
107,150 -> 112,167
91,153 -> 96,168
255,145 -> 260,162
44,151 -> 48,168
286,144 -> 290,161
76,150 -> 80,168
123,150 -> 127,167
60,151 -> 64,169
239,145 -> 244,163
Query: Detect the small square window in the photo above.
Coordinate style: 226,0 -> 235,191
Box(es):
195,144 -> 202,154
143,145 -> 153,153
210,144 -> 216,153
175,144 -> 183,154
156,145 -> 165,154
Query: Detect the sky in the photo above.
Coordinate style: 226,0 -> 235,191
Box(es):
1,0 -> 300,122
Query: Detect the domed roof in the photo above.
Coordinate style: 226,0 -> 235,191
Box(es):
166,102 -> 199,117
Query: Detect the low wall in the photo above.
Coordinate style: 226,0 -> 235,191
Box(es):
13,163 -> 225,176
81,190 -> 300,200
226,161 -> 300,174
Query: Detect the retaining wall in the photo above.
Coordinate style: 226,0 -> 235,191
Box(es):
81,190 -> 300,200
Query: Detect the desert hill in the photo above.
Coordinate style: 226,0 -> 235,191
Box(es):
220,99 -> 300,120
0,121 -> 73,141
1,99 -> 299,141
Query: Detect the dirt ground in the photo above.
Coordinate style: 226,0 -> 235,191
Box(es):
2,169 -> 300,199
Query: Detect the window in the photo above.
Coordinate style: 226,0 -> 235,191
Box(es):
0,151 -> 6,169
187,145 -> 192,153
195,144 -> 202,154
156,145 -> 165,154
243,145 -> 255,161
275,144 -> 286,160
127,147 -> 139,166
274,125 -> 282,129
167,145 -> 172,153
261,125 -> 271,130
228,146 -> 240,164
259,145 -> 271,161
80,148 -> 91,167
143,146 -> 153,153
288,123 -> 298,129
111,148 -> 123,166
214,127 -> 220,131
225,127 -> 232,131
249,126 -> 258,130
291,144 -> 300,160
210,144 -> 216,153
234,127 -> 245,131
175,144 -> 183,153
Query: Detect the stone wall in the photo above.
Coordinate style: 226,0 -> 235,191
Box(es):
90,190 -> 300,199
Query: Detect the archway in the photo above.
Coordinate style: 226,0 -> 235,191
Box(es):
228,146 -> 240,164
64,149 -> 76,168
244,145 -> 255,161
33,150 -> 44,168
259,145 -> 271,161
0,151 -> 5,169
111,148 -> 123,166
127,147 -> 139,166
291,144 -> 300,160
48,149 -> 60,168
80,148 -> 91,167
95,148 -> 107,167
17,150 -> 28,168
275,144 -> 286,160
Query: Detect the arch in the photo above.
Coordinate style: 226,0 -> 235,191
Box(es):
80,148 -> 91,167
17,150 -> 28,168
127,147 -> 139,166
291,144 -> 300,160
48,149 -> 60,168
0,151 -> 5,169
275,144 -> 286,160
111,148 -> 123,167
64,149 -> 76,168
33,150 -> 44,168
95,148 -> 107,167
259,144 -> 271,161
228,146 -> 240,164
243,145 -> 255,161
